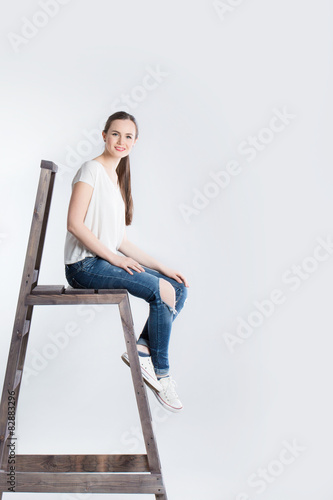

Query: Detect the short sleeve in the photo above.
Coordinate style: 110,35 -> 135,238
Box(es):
72,161 -> 97,188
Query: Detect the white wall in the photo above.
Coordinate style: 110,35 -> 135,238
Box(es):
1,0 -> 333,498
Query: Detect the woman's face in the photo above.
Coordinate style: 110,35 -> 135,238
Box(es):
102,119 -> 138,158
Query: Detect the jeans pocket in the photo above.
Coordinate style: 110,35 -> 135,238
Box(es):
65,261 -> 82,281
81,256 -> 98,271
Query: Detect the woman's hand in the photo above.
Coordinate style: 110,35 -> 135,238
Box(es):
111,255 -> 145,275
160,266 -> 189,287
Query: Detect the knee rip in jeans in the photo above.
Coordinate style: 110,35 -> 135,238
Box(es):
159,278 -> 177,315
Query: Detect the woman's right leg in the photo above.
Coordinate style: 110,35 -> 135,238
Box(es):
65,256 -> 174,376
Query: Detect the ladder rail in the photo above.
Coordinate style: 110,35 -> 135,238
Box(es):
119,294 -> 163,475
0,163 -> 57,469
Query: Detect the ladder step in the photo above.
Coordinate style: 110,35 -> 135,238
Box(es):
0,471 -> 164,494
65,286 -> 97,294
25,290 -> 128,305
30,286 -> 131,296
65,287 -> 130,295
31,285 -> 65,295
15,454 -> 149,472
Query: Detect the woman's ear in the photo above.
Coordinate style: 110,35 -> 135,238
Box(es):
102,131 -> 106,142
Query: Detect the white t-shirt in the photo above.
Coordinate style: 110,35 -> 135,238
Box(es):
64,160 -> 126,265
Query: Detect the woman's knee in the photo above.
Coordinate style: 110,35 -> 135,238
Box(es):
180,281 -> 188,298
175,280 -> 188,302
176,281 -> 188,311
159,278 -> 176,309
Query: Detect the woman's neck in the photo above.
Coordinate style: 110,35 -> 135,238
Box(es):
95,153 -> 120,172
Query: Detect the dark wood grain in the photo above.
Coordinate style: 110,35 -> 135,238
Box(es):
0,471 -> 163,493
15,454 -> 149,472
25,292 -> 126,305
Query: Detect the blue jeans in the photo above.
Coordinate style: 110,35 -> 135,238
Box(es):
64,256 -> 188,375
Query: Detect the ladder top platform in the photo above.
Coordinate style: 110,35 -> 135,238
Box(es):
31,285 -> 129,295
26,286 -> 131,305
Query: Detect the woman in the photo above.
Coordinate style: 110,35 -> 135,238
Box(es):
64,111 -> 189,413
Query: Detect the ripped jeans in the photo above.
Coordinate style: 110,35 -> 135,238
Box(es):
64,256 -> 188,375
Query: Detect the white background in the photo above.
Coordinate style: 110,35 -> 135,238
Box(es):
1,0 -> 333,499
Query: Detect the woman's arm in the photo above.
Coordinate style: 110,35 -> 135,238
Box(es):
118,230 -> 189,286
67,181 -> 145,275
118,231 -> 165,272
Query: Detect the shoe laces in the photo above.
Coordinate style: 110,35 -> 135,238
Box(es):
162,376 -> 179,399
145,356 -> 155,370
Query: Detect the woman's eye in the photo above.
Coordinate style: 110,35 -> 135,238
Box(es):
112,132 -> 118,136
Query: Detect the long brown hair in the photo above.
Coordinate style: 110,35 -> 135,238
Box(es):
103,111 -> 139,226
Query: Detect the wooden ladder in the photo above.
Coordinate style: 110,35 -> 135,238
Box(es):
0,160 -> 168,499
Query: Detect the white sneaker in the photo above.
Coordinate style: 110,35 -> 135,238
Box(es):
153,376 -> 183,413
121,352 -> 162,392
